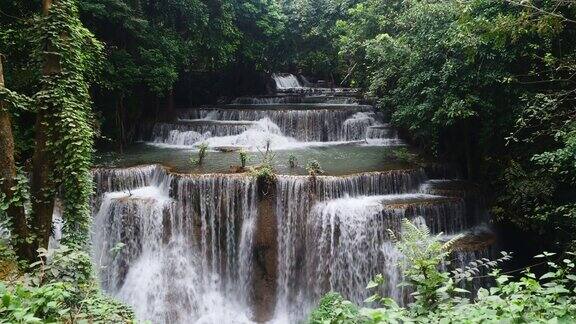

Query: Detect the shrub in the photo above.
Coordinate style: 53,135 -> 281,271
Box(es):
309,292 -> 365,324
288,154 -> 297,168
306,160 -> 324,176
309,219 -> 576,323
249,162 -> 276,185
1,245 -> 135,323
191,143 -> 209,166
239,150 -> 249,168
383,147 -> 420,165
0,281 -> 72,323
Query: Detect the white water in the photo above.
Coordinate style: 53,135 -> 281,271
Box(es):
272,73 -> 303,89
90,84 -> 494,323
91,168 -> 259,323
271,171 -> 484,322
149,117 -> 357,151
89,164 -> 492,323
149,108 -> 404,149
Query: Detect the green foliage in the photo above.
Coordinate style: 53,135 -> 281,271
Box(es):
335,0 -> 576,249
288,154 -> 297,168
0,245 -> 134,323
191,142 -> 209,166
0,88 -> 34,112
387,220 -> 464,311
277,0 -> 358,78
382,148 -> 420,165
306,159 -> 324,176
239,149 -> 249,168
309,292 -> 365,324
249,143 -> 276,184
0,282 -> 72,323
0,0 -> 103,248
0,168 -> 30,216
34,0 -> 103,246
310,219 -> 576,323
249,162 -> 276,185
30,246 -> 93,287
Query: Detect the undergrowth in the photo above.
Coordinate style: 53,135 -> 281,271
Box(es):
309,219 -> 576,324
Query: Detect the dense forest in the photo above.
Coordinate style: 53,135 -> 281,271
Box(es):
0,0 -> 575,322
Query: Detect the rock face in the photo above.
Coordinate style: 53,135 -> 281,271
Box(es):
252,183 -> 278,322
90,81 -> 495,323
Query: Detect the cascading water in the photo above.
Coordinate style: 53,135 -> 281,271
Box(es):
151,121 -> 253,145
151,104 -> 405,148
92,166 -> 258,323
232,96 -> 358,105
272,73 -> 303,90
272,171 -> 482,322
91,76 -> 495,323
174,106 -> 376,143
341,112 -> 377,138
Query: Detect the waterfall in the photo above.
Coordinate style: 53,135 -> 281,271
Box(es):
91,167 -> 258,323
231,96 -> 358,105
366,124 -> 404,145
341,112 -> 378,140
92,83 -> 495,324
200,118 -> 301,151
177,107 -> 372,142
272,73 -> 303,89
151,107 -> 406,148
151,121 -> 252,145
272,171 -> 482,322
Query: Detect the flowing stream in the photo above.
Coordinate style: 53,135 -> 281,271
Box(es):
91,74 -> 495,323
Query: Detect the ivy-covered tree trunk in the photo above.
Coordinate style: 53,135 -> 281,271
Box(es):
30,0 -> 58,251
0,56 -> 34,261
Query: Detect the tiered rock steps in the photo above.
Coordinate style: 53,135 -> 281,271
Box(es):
379,193 -> 459,209
420,179 -> 483,198
232,94 -> 360,105
275,87 -> 360,95
175,119 -> 257,126
188,103 -> 371,111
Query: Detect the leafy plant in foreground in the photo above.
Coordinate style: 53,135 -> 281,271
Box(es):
1,245 -> 134,323
309,219 -> 575,323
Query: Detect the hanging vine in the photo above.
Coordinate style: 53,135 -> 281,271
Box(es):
0,88 -> 34,112
30,0 -> 103,246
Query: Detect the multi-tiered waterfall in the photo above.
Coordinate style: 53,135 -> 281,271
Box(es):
91,74 -> 495,323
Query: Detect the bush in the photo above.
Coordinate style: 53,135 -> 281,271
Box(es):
383,148 -> 420,165
191,143 -> 209,166
309,219 -> 576,323
0,282 -> 72,323
249,163 -> 276,185
239,150 -> 249,168
0,245 -> 135,323
306,160 -> 324,176
309,292 -> 365,324
288,154 -> 297,168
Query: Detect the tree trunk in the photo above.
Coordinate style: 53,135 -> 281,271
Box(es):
462,122 -> 478,181
42,0 -> 52,14
116,95 -> 126,153
30,0 -> 58,251
0,56 -> 34,261
167,88 -> 174,117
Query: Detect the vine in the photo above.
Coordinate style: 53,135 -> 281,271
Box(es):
0,87 -> 33,112
30,0 -> 102,246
